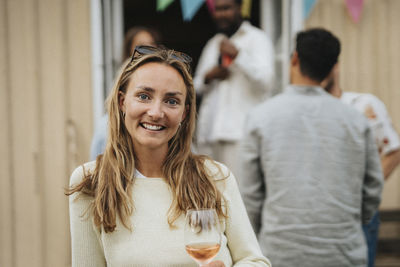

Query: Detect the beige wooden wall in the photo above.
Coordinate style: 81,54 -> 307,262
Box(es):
306,0 -> 400,210
0,0 -> 92,266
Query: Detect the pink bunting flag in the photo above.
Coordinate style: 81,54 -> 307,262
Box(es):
345,0 -> 364,23
206,0 -> 215,14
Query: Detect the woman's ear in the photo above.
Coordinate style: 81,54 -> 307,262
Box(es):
119,91 -> 126,114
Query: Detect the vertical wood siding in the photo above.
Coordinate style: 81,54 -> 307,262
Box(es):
0,0 -> 92,266
306,0 -> 400,210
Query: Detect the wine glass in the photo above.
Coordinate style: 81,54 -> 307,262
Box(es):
184,209 -> 221,266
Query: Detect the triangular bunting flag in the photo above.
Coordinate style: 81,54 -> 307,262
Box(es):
157,0 -> 175,12
180,0 -> 205,21
303,0 -> 317,19
241,0 -> 252,18
206,0 -> 215,15
345,0 -> 364,23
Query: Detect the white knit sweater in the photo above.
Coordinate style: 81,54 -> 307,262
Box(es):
69,160 -> 270,267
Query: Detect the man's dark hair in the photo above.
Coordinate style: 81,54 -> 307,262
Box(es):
234,0 -> 243,6
296,28 -> 341,82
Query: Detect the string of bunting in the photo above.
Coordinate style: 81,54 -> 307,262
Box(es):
156,0 -> 252,21
304,0 -> 364,23
157,0 -> 364,24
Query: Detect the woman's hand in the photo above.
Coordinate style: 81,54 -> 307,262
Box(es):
204,260 -> 226,267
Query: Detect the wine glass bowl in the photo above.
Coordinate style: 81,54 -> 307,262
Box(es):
184,209 -> 221,266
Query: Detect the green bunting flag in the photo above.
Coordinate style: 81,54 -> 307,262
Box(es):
157,0 -> 175,12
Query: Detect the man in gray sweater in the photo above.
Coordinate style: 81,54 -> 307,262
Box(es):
239,28 -> 383,267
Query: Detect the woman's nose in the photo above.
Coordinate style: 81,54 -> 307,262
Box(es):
147,101 -> 164,119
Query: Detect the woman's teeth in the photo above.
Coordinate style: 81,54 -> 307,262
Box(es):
142,123 -> 163,131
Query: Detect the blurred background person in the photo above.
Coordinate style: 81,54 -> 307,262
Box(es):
323,64 -> 400,267
121,26 -> 161,63
239,28 -> 383,266
68,46 -> 270,266
193,0 -> 274,176
90,26 -> 161,160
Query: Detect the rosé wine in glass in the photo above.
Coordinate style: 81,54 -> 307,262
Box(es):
184,209 -> 221,266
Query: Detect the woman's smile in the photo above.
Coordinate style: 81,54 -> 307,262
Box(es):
140,122 -> 165,131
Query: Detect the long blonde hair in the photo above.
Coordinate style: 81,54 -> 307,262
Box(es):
67,48 -> 226,233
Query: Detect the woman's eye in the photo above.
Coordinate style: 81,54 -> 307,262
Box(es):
166,99 -> 178,105
138,94 -> 150,100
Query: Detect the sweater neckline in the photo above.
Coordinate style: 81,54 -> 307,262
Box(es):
134,169 -> 163,179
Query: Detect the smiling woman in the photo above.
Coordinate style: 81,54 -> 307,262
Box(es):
66,46 -> 270,266
119,62 -> 187,157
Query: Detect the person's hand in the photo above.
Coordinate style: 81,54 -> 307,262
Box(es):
321,63 -> 341,97
320,72 -> 334,92
205,66 -> 230,84
204,260 -> 226,267
220,39 -> 238,59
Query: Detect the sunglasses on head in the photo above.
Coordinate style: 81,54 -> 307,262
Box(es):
130,45 -> 193,65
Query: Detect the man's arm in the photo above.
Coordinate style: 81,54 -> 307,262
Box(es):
363,95 -> 400,179
204,65 -> 230,85
231,30 -> 274,93
362,126 -> 384,224
193,36 -> 224,95
381,149 -> 400,179
237,114 -> 265,234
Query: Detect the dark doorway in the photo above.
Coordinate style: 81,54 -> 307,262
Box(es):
123,0 -> 260,70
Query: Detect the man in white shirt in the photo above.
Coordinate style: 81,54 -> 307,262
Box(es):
194,0 -> 274,175
323,64 -> 400,267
